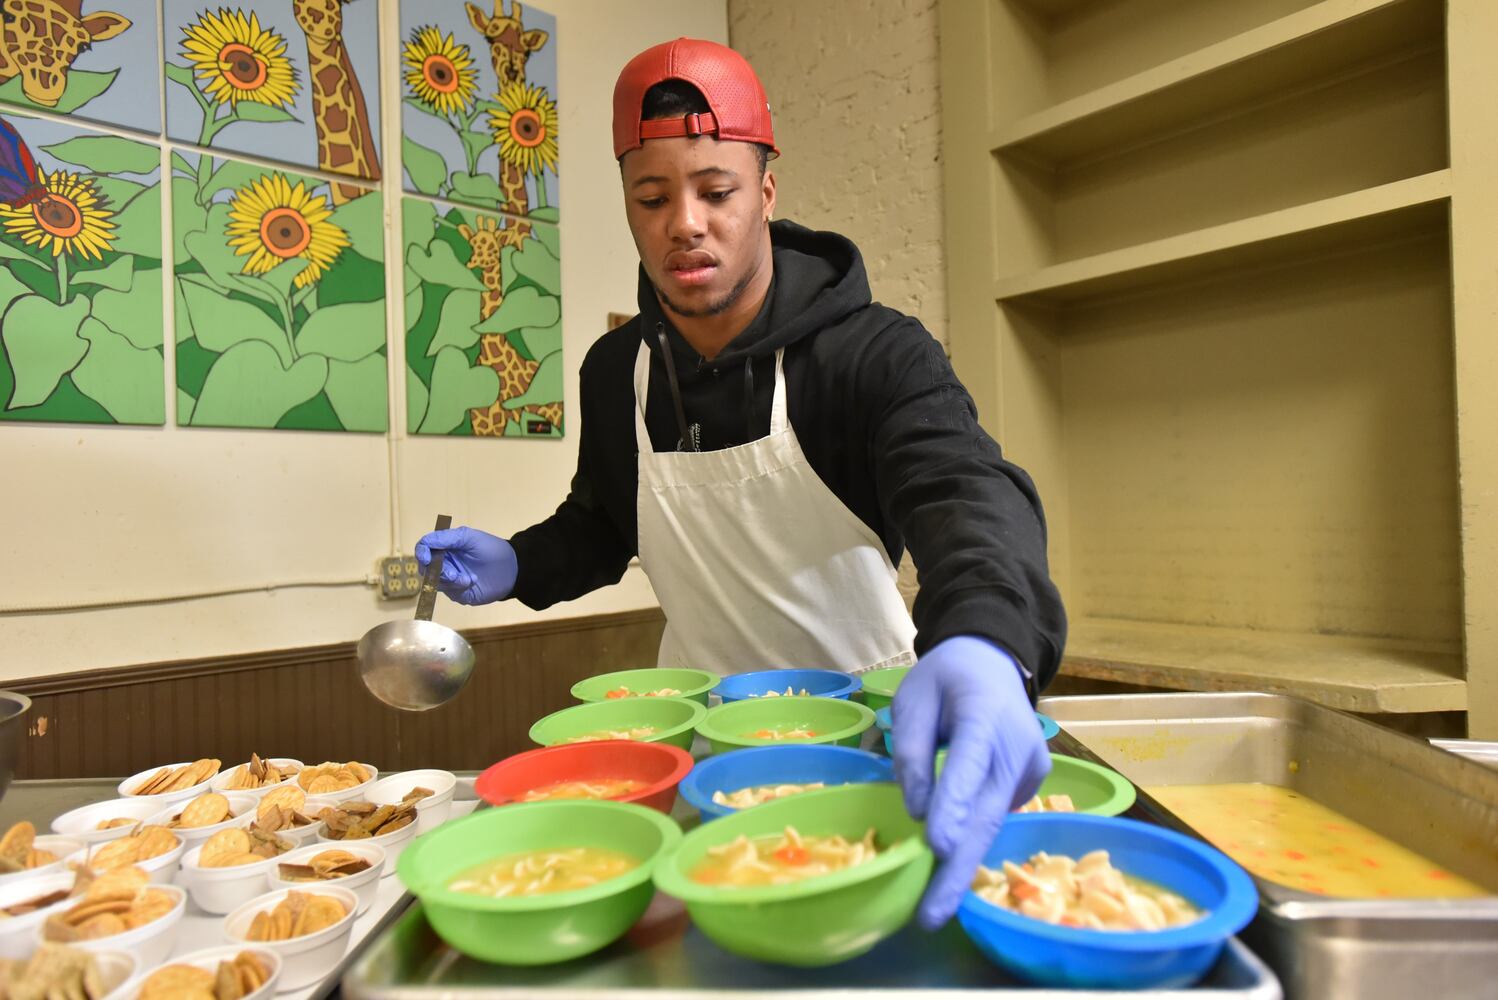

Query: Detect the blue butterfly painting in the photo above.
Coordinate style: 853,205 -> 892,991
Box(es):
0,117 -> 47,209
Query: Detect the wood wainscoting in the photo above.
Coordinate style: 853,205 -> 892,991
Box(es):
5,609 -> 666,780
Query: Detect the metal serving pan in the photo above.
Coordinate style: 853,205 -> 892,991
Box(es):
1431,738 -> 1498,771
1040,692 -> 1498,1000
341,891 -> 1282,999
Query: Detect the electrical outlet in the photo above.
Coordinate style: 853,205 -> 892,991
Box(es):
378,556 -> 421,600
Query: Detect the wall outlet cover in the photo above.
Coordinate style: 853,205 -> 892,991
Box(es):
379,556 -> 421,600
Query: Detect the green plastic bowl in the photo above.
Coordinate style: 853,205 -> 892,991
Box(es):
529,697 -> 707,751
858,666 -> 910,712
653,782 -> 933,965
696,696 -> 876,754
396,799 -> 683,965
924,751 -> 1137,816
570,668 -> 719,707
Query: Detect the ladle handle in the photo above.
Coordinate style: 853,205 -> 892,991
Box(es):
415,514 -> 452,622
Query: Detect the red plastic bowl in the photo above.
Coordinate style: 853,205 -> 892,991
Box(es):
475,740 -> 694,814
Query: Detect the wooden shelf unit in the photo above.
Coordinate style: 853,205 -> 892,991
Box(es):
941,0 -> 1498,734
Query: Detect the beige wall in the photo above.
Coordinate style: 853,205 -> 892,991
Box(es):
729,0 -> 947,604
0,0 -> 729,679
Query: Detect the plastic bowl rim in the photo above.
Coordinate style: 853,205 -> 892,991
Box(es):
653,782 -> 933,906
856,666 -> 910,697
569,668 -> 720,703
528,697 -> 708,746
400,798 -> 684,913
715,668 -> 863,701
474,741 -> 694,807
956,813 -> 1259,952
695,696 -> 876,746
677,744 -> 894,816
1043,754 -> 1137,816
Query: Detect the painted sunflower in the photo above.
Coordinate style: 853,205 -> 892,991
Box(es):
181,8 -> 299,108
225,173 -> 349,290
489,81 -> 559,178
0,171 -> 115,260
403,26 -> 477,117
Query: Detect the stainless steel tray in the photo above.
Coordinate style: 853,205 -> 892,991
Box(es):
1432,738 -> 1498,771
1041,692 -> 1498,1000
340,891 -> 1282,999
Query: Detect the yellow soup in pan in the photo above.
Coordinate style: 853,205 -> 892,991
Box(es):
1146,783 -> 1488,899
447,847 -> 639,898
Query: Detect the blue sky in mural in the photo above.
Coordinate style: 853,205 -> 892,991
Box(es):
399,0 -> 559,217
0,0 -> 161,136
163,0 -> 383,180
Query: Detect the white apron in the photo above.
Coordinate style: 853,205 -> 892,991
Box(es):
633,341 -> 917,676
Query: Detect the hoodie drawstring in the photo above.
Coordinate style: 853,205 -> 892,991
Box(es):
656,324 -> 697,452
744,358 -> 755,442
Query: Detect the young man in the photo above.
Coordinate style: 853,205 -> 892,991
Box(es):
417,38 -> 1066,928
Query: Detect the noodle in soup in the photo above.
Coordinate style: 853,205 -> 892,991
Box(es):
519,778 -> 648,802
691,825 -> 882,887
972,850 -> 1202,931
562,726 -> 658,744
748,727 -> 817,740
448,847 -> 639,898
711,782 -> 825,809
605,687 -> 682,699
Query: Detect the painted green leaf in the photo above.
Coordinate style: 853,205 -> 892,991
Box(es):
176,388 -> 196,424
235,103 -> 299,124
418,345 -> 498,434
403,136 -> 446,197
426,290 -> 482,357
405,364 -> 429,433
0,238 -> 40,263
402,198 -> 438,245
254,255 -> 310,302
2,294 -> 89,409
402,282 -> 423,332
71,317 -> 164,424
0,264 -> 29,315
531,220 -> 560,260
402,96 -> 448,122
90,176 -> 147,212
0,69 -> 117,115
452,164 -> 501,205
407,238 -> 485,291
530,206 -> 559,225
70,255 -> 135,292
171,152 -> 196,177
516,320 -> 561,361
173,274 -> 195,344
92,283 -> 164,350
502,237 -> 560,296
203,159 -> 278,200
101,183 -> 162,260
41,135 -> 160,176
474,285 -> 557,334
191,341 -> 328,428
182,223 -> 270,305
164,62 -> 196,90
172,177 -> 209,265
295,299 -> 388,361
178,275 -> 294,368
323,354 -> 389,432
328,190 -> 384,263
504,349 -> 563,409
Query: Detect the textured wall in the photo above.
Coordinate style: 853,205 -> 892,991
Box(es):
729,0 -> 948,607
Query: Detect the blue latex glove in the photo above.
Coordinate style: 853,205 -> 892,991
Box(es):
413,526 -> 518,605
892,635 -> 1051,929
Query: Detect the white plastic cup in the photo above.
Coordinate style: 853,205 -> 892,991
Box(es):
221,886 -> 358,991
363,770 -> 457,836
37,884 -> 186,969
267,841 -> 384,915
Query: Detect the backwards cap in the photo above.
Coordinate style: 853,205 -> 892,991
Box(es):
612,37 -> 779,160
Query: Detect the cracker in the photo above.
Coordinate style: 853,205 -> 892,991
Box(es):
258,785 -> 305,820
0,821 -> 36,859
180,793 -> 231,829
200,829 -> 252,868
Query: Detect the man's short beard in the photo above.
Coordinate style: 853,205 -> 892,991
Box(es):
655,265 -> 757,318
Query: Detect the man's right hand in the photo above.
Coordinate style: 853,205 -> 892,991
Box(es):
414,526 -> 518,605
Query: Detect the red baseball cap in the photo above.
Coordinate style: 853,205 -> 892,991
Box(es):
612,38 -> 779,160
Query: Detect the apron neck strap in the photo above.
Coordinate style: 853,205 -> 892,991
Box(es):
634,336 -> 789,454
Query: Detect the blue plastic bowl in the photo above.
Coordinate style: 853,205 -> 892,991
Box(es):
957,814 -> 1258,990
679,744 -> 894,821
715,669 -> 862,703
875,707 -> 1059,754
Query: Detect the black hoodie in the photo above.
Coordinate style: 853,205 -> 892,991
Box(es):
509,220 -> 1067,687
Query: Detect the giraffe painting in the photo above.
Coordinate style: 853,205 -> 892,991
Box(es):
0,0 -> 131,108
459,214 -> 561,436
465,0 -> 547,217
293,0 -> 380,204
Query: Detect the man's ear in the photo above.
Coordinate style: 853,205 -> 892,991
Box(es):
761,168 -> 777,222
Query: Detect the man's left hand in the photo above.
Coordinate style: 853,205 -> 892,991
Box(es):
891,635 -> 1051,929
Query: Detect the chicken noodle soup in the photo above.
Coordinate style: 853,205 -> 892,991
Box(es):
1017,794 -> 1075,814
691,825 -> 882,887
972,851 -> 1202,931
711,782 -> 825,809
562,726 -> 659,744
605,687 -> 682,699
750,687 -> 810,698
519,779 -> 648,802
448,847 -> 639,898
1146,783 -> 1489,898
749,727 -> 817,740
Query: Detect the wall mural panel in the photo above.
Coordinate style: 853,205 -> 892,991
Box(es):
0,112 -> 163,424
0,0 -> 160,136
403,195 -> 561,438
399,0 -> 558,221
173,156 -> 387,431
164,0 -> 382,187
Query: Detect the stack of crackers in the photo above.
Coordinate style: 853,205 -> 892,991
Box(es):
42,867 -> 175,942
253,786 -> 316,834
161,793 -> 237,830
136,952 -> 271,1000
314,800 -> 416,841
0,821 -> 60,873
243,892 -> 347,941
86,826 -> 180,872
276,850 -> 372,883
296,762 -> 371,796
0,944 -> 109,1000
198,828 -> 293,869
222,755 -> 299,792
130,760 -> 222,797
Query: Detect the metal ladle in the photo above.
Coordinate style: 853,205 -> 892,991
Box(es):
356,515 -> 476,711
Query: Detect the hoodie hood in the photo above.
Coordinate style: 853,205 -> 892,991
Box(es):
637,219 -> 873,365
